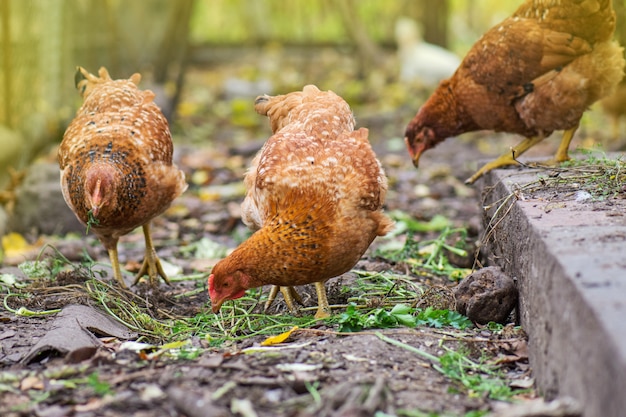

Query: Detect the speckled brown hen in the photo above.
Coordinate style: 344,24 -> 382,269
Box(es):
405,0 -> 625,184
59,67 -> 187,288
208,85 -> 394,319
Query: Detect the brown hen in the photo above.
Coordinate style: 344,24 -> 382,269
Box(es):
208,85 -> 394,319
405,0 -> 625,184
59,67 -> 187,288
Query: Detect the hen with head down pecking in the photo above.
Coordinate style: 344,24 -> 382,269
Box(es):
59,67 -> 187,288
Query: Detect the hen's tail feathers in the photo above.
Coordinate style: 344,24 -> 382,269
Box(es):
75,67 -> 142,98
374,212 -> 395,237
254,95 -> 270,115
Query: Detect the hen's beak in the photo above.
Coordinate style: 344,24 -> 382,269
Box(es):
411,153 -> 421,168
404,136 -> 421,168
89,178 -> 104,217
211,298 -> 224,314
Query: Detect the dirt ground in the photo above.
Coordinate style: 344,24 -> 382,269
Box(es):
1,47 -> 617,416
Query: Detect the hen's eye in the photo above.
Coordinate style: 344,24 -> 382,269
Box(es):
222,282 -> 229,288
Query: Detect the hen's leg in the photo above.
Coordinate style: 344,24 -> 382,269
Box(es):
107,244 -> 128,288
465,135 -> 545,184
313,282 -> 331,319
265,286 -> 304,313
279,287 -> 305,315
264,286 -> 280,311
133,223 -> 170,286
553,125 -> 578,163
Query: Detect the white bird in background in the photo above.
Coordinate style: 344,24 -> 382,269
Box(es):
395,17 -> 461,88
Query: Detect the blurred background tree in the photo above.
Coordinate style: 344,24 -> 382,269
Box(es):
0,0 -> 193,203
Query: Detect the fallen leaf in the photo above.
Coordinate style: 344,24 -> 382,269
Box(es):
1,233 -> 44,265
260,326 -> 298,346
2,232 -> 29,254
20,376 -> 43,391
21,304 -> 137,364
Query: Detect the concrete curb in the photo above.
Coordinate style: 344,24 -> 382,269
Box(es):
479,165 -> 626,417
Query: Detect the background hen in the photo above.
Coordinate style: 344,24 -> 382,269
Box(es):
208,85 -> 394,319
405,0 -> 625,184
395,17 -> 460,88
59,67 -> 187,288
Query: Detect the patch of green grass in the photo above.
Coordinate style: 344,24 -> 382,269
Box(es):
334,303 -> 472,333
171,297 -> 318,345
86,372 -> 112,396
346,270 -> 423,306
376,222 -> 472,281
416,307 -> 472,330
18,260 -> 51,279
438,347 -> 513,401
521,151 -> 626,201
558,152 -> 626,200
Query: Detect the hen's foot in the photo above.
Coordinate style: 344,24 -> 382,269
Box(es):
264,286 -> 304,314
314,282 -> 331,319
132,223 -> 171,286
553,126 -> 577,163
465,135 -> 545,184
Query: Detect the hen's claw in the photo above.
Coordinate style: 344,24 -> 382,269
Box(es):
465,135 -> 544,184
132,223 -> 171,286
465,125 -> 579,184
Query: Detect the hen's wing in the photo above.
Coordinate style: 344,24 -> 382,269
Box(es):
243,126 -> 386,225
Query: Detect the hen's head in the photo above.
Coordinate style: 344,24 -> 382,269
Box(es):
404,82 -> 461,168
404,110 -> 438,168
208,260 -> 250,313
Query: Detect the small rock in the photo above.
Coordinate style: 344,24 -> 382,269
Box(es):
453,266 -> 518,324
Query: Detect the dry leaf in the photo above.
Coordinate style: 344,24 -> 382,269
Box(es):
20,376 -> 43,391
260,326 -> 298,346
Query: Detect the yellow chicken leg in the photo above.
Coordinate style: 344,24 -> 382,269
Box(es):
107,246 -> 128,288
265,285 -> 304,313
133,223 -> 171,286
552,125 -> 578,163
465,135 -> 545,184
314,281 -> 331,319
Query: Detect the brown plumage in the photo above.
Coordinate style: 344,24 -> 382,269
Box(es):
405,0 -> 625,184
208,85 -> 394,319
59,67 -> 187,287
